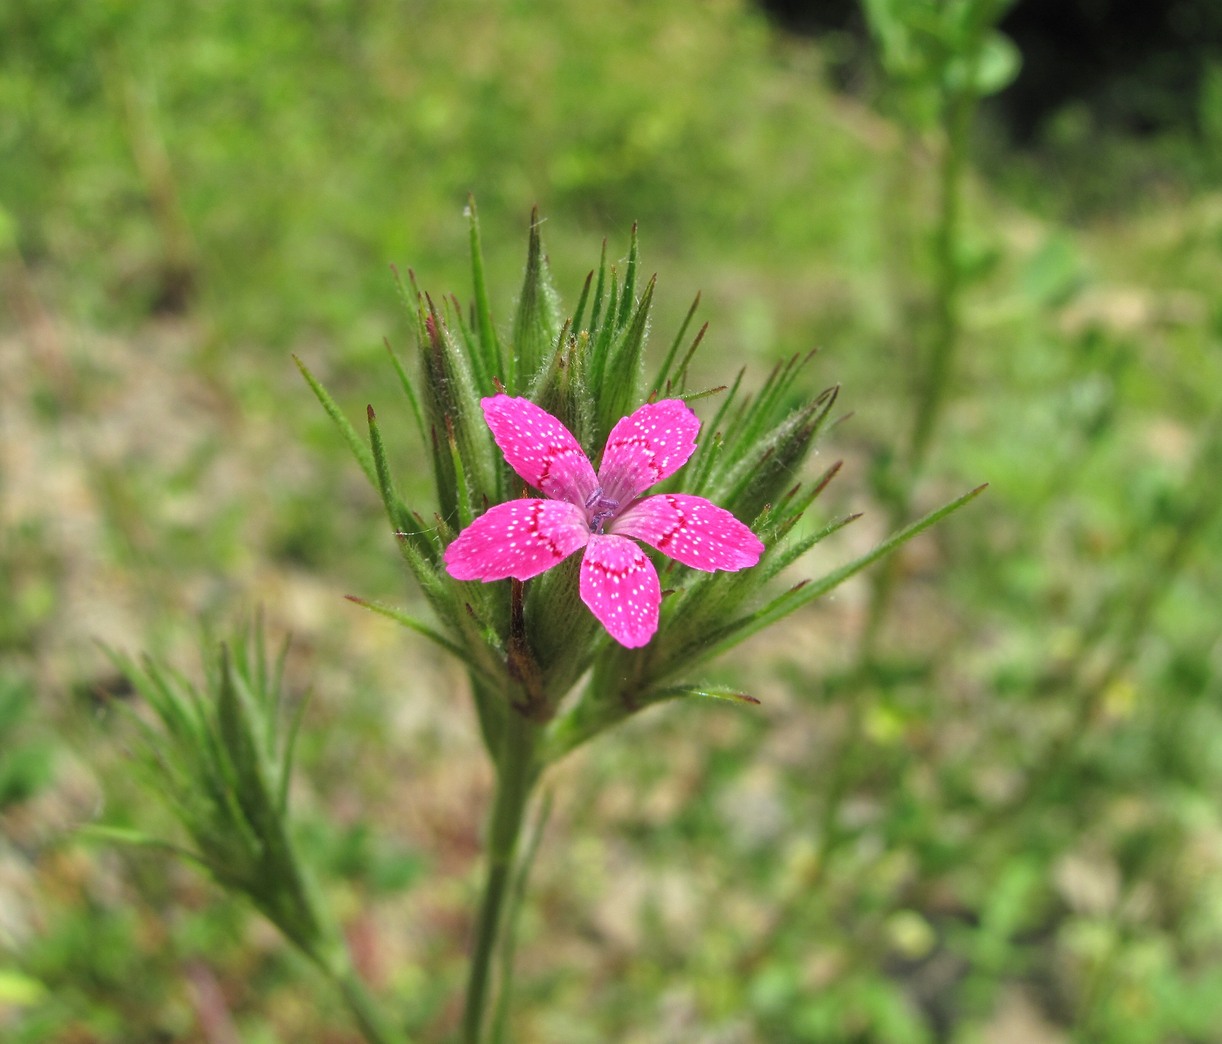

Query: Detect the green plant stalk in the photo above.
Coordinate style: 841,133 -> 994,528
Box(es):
861,80 -> 975,661
910,88 -> 972,472
279,782 -> 405,1044
816,74 -> 979,967
323,955 -> 404,1044
462,708 -> 540,1044
491,790 -> 553,1044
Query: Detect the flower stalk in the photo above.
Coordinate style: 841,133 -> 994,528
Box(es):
462,709 -> 540,1044
859,0 -> 1017,657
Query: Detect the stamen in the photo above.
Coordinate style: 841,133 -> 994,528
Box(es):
584,486 -> 621,533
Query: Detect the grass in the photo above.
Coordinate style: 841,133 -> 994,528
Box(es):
3,0 -> 1222,1040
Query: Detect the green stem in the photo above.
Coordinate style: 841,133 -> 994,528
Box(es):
462,709 -> 539,1044
332,960 -> 404,1044
909,87 -> 970,473
817,77 -> 981,973
491,789 -> 553,1044
859,82 -> 974,664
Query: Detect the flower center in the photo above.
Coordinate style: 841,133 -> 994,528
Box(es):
584,486 -> 620,533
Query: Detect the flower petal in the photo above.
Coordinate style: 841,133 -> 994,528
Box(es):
482,395 -> 598,506
580,534 -> 661,648
612,494 -> 764,572
445,499 -> 589,582
597,399 -> 699,504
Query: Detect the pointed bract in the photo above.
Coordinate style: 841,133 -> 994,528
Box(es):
445,499 -> 589,581
613,493 -> 764,572
579,534 -> 661,648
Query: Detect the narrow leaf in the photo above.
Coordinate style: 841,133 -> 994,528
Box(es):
697,484 -> 989,666
650,292 -> 702,397
345,594 -> 471,664
383,337 -> 427,445
467,196 -> 503,385
294,356 -> 377,489
646,684 -> 761,706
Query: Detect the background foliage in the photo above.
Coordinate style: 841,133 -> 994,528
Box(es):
3,0 -> 1221,1040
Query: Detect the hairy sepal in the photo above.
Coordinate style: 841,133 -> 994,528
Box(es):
511,207 -> 563,394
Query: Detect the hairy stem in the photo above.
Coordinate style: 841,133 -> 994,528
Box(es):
331,959 -> 403,1044
462,709 -> 539,1044
909,90 -> 971,474
860,77 -> 975,663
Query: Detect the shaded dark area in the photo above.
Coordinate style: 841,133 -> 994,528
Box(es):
758,0 -> 1222,141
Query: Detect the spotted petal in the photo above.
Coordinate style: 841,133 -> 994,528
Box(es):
482,395 -> 598,507
580,534 -> 661,648
612,493 -> 764,572
445,499 -> 589,582
597,399 -> 700,504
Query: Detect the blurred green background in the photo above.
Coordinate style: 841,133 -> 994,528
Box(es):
3,0 -> 1222,1040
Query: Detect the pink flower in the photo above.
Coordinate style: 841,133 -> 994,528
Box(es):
444,395 -> 765,647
